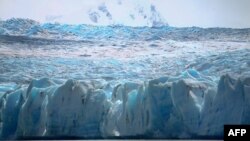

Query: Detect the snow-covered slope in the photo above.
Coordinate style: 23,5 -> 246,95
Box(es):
0,71 -> 250,139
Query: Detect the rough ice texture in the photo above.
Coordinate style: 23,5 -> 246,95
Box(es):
0,70 -> 249,139
1,18 -> 250,41
0,19 -> 249,140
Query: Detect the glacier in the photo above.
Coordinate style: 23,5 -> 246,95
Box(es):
0,18 -> 250,139
1,72 -> 250,139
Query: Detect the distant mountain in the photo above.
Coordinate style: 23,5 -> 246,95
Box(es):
88,1 -> 167,27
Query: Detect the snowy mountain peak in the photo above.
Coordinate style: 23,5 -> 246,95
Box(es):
88,1 -> 168,27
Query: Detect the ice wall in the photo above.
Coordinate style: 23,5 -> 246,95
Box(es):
0,70 -> 250,139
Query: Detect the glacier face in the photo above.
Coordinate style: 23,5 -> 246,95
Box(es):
0,18 -> 250,139
0,72 -> 250,139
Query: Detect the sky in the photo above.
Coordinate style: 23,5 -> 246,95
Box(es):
0,0 -> 250,28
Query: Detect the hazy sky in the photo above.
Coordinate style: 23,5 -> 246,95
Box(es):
0,0 -> 250,28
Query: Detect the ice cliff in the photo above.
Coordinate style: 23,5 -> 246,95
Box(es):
1,69 -> 250,139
